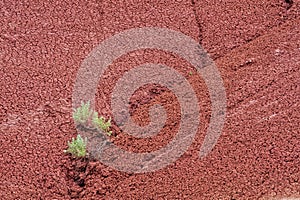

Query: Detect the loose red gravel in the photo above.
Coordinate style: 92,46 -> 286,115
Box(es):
0,0 -> 299,199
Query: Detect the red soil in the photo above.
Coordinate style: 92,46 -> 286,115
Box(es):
0,0 -> 299,199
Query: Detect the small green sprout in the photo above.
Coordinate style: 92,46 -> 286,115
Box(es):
92,112 -> 112,136
64,134 -> 87,157
188,71 -> 193,76
72,101 -> 93,125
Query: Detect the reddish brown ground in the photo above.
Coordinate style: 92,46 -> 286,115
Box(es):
0,0 -> 299,199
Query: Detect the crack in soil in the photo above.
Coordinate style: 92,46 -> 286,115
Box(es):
227,78 -> 277,110
63,156 -> 93,198
192,1 -> 296,61
191,0 -> 203,45
214,15 -> 297,61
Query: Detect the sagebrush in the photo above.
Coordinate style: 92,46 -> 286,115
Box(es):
72,101 -> 113,136
72,101 -> 93,125
64,134 -> 87,157
92,111 -> 112,136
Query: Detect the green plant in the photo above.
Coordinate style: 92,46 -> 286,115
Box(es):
64,134 -> 87,157
72,101 -> 113,136
72,101 -> 93,125
92,112 -> 112,136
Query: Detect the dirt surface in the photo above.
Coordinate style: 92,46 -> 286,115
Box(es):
0,0 -> 299,199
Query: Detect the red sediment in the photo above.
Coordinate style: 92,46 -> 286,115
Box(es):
0,0 -> 299,199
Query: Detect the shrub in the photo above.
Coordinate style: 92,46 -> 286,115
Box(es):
64,134 -> 87,157
66,101 -> 113,157
92,111 -> 112,136
72,101 -> 93,125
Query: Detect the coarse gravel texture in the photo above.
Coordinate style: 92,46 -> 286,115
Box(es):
0,0 -> 299,199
